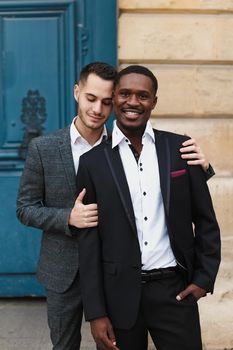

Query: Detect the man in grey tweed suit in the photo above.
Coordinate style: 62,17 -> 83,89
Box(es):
16,61 -> 213,350
17,62 -> 117,350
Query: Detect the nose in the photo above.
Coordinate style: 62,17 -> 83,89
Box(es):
92,100 -> 102,115
127,94 -> 140,106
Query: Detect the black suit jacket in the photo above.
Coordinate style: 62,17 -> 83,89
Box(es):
76,129 -> 221,329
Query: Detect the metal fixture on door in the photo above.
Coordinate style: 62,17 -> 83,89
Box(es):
18,90 -> 47,159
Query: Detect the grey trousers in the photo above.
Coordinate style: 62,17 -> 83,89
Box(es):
46,273 -> 83,350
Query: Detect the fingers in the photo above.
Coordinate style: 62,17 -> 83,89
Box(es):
85,213 -> 98,221
76,188 -> 86,203
95,334 -> 118,350
182,138 -> 196,147
74,200 -> 98,215
180,145 -> 201,156
83,203 -> 98,211
75,200 -> 97,211
107,321 -> 117,347
180,138 -> 210,171
176,287 -> 190,301
69,202 -> 98,228
91,318 -> 119,350
176,284 -> 207,301
78,214 -> 98,228
72,190 -> 99,228
181,153 -> 204,163
187,159 -> 204,166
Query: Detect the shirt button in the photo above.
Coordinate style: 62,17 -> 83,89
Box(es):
139,162 -> 142,166
143,191 -> 146,196
144,217 -> 148,221
140,168 -> 143,171
144,241 -> 148,246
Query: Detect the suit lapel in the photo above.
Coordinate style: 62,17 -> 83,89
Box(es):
59,127 -> 77,196
104,143 -> 137,235
154,130 -> 170,215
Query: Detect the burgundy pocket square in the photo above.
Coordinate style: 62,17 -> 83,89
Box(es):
171,169 -> 187,178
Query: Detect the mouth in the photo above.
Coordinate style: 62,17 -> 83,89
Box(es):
122,109 -> 143,119
88,114 -> 104,122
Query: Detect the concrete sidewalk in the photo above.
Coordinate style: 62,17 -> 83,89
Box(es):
0,298 -> 95,350
0,297 -> 231,350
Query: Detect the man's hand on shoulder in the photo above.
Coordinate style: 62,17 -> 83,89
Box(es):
180,138 -> 210,172
176,283 -> 207,302
90,317 -> 120,350
68,188 -> 98,228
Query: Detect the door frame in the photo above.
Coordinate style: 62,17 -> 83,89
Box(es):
76,0 -> 117,76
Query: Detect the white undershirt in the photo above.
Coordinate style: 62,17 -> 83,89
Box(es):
112,121 -> 176,270
70,117 -> 107,173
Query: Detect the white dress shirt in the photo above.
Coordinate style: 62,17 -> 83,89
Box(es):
70,117 -> 107,173
112,121 -> 176,270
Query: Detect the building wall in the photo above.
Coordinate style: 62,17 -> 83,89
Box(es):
118,1 -> 233,348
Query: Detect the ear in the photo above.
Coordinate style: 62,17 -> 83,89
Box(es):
74,84 -> 80,103
112,91 -> 115,103
152,96 -> 158,109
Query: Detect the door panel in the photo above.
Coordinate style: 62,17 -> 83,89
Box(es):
0,0 -> 76,159
3,16 -> 60,142
0,166 -> 45,296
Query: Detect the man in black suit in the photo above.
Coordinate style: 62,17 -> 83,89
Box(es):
76,65 -> 221,350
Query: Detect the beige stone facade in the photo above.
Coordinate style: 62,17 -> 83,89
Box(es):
118,1 -> 233,348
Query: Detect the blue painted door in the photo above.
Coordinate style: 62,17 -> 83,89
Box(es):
0,0 -> 117,296
0,0 -> 76,296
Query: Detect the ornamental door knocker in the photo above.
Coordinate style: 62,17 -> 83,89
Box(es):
18,90 -> 47,159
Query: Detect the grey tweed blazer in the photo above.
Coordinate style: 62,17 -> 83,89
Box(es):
17,126 -> 79,293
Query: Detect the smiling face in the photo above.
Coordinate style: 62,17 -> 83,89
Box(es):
113,73 -> 157,136
74,73 -> 114,133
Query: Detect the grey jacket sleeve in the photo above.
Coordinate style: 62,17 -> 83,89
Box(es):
16,139 -> 72,236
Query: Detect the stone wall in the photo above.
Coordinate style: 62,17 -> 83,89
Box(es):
118,1 -> 233,348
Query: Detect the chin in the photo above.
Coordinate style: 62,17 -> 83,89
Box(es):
89,123 -> 104,130
123,122 -> 144,130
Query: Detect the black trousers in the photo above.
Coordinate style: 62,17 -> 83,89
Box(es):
46,273 -> 83,350
114,271 -> 202,350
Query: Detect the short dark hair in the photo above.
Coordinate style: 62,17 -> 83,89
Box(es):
79,62 -> 117,84
115,65 -> 158,95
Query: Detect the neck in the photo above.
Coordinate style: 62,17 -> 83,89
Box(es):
117,123 -> 145,154
75,117 -> 103,145
128,135 -> 143,154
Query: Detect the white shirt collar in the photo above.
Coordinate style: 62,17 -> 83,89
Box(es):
112,120 -> 155,149
70,116 -> 107,145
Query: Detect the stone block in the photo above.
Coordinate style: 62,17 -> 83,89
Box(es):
208,177 -> 233,237
119,0 -> 233,11
151,118 -> 233,175
118,13 -> 233,61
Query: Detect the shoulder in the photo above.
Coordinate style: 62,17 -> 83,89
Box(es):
29,126 -> 70,148
80,139 -> 110,163
154,128 -> 190,145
